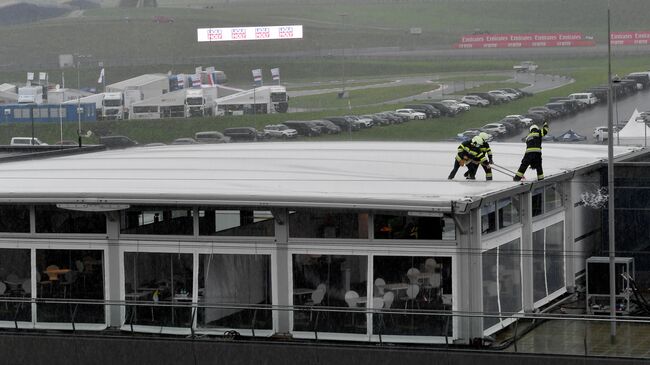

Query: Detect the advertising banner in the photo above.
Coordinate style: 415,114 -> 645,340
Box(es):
454,32 -> 595,49
453,40 -> 595,49
611,31 -> 650,45
197,25 -> 303,42
459,32 -> 586,44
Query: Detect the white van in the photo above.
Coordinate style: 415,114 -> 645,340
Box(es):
10,137 -> 48,146
568,93 -> 598,106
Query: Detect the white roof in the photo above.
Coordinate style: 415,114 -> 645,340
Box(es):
106,74 -> 168,90
615,109 -> 650,145
132,88 -> 186,107
217,86 -> 281,104
0,142 -> 637,210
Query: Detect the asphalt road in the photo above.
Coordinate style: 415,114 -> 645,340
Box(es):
502,89 -> 650,144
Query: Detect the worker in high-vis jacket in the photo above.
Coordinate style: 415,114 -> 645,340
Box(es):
448,136 -> 493,181
466,132 -> 494,178
514,122 -> 549,181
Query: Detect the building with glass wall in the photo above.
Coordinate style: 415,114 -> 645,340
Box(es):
0,142 -> 638,343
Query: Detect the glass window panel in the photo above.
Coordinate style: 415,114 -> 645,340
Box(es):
545,221 -> 565,294
373,256 -> 452,337
481,202 -> 496,234
292,254 -> 367,333
532,188 -> 544,217
198,208 -> 274,236
124,252 -> 193,327
482,248 -> 499,330
0,248 -> 31,322
0,205 -> 30,232
545,184 -> 563,212
533,230 -> 547,303
198,254 -> 271,330
121,206 -> 193,235
36,249 -> 104,323
35,205 -> 106,234
498,196 -> 521,229
498,239 -> 522,316
374,213 -> 454,240
289,210 -> 368,239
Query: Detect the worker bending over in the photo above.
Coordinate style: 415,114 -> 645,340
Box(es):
514,123 -> 549,181
448,136 -> 493,181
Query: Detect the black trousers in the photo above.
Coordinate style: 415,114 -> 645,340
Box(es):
467,161 -> 493,180
448,160 -> 467,179
515,152 -> 544,180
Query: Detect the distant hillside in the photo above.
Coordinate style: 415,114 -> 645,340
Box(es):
0,2 -> 70,25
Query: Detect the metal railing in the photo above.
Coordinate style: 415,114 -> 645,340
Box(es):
0,296 -> 649,359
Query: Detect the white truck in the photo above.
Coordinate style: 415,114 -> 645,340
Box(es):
184,87 -> 217,117
102,92 -> 124,120
513,61 -> 539,73
17,86 -> 43,104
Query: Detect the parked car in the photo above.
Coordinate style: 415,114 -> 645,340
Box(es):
467,92 -> 501,105
513,88 -> 534,97
498,120 -> 518,134
424,102 -> 458,117
524,112 -> 548,124
285,120 -> 326,136
346,115 -> 374,128
362,114 -> 390,126
481,123 -> 507,136
99,135 -> 137,149
488,90 -> 514,102
503,115 -> 533,128
376,112 -> 403,124
171,137 -> 199,145
263,124 -> 299,139
457,129 -> 494,142
403,104 -> 440,118
195,131 -> 231,144
10,137 -> 48,146
500,88 -> 524,98
310,120 -> 341,134
544,102 -> 571,117
593,125 -> 620,141
461,95 -> 489,107
441,100 -> 470,112
568,92 -> 599,106
528,106 -> 560,119
395,108 -> 426,120
223,127 -> 265,142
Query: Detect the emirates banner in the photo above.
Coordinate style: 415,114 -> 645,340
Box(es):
453,32 -> 595,49
611,31 -> 650,46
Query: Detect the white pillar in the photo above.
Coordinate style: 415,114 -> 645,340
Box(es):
521,191 -> 534,313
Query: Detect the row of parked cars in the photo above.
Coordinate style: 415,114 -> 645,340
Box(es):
456,70 -> 650,142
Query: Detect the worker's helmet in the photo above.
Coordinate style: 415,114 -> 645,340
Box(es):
529,124 -> 539,132
479,132 -> 490,142
471,135 -> 483,147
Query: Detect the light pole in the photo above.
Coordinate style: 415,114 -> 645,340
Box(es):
606,2 -> 617,343
339,13 -> 348,97
30,103 -> 35,145
75,54 -> 92,90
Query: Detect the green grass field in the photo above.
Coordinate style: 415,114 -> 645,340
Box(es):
290,83 -> 440,109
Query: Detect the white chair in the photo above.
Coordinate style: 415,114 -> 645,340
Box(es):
424,258 -> 437,272
0,282 -> 7,309
424,272 -> 441,300
5,273 -> 19,292
404,284 -> 420,309
344,290 -> 360,327
406,267 -> 420,283
374,278 -> 386,296
21,278 -> 31,296
308,287 -> 326,323
383,291 -> 395,309
382,291 -> 395,326
60,271 -> 77,299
